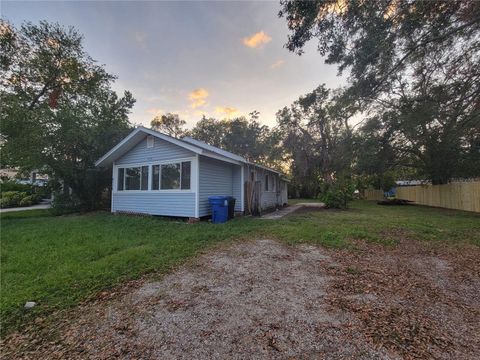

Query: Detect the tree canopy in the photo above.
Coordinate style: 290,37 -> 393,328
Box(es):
0,20 -> 135,208
149,111 -> 285,169
279,0 -> 480,185
276,85 -> 354,197
150,113 -> 186,138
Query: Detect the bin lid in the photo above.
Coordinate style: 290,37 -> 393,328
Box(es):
208,196 -> 229,201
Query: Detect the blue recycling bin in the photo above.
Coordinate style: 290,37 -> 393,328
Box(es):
208,196 -> 229,224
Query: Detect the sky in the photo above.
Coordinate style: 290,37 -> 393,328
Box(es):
2,1 -> 346,128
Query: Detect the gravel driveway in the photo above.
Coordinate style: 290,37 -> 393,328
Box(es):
3,238 -> 479,359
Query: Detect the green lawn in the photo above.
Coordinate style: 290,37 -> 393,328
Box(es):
1,201 -> 479,335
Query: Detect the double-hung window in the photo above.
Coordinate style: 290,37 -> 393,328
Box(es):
117,166 -> 149,191
151,161 -> 191,190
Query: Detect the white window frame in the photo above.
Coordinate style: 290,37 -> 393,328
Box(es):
113,157 -> 196,194
152,161 -> 191,191
118,165 -> 149,192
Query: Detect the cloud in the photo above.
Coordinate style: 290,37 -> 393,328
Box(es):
194,110 -> 207,117
146,108 -> 164,116
134,31 -> 147,49
270,59 -> 285,69
215,106 -> 239,118
188,88 -> 209,108
242,31 -> 272,48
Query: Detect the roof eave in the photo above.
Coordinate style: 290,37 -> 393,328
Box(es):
95,127 -> 204,168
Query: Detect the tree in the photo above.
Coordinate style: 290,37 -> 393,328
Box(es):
0,21 -> 135,209
279,0 -> 480,183
189,112 -> 284,169
276,85 -> 354,197
150,113 -> 187,138
279,0 -> 480,100
189,115 -> 227,147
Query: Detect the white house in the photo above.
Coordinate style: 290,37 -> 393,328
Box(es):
95,127 -> 288,219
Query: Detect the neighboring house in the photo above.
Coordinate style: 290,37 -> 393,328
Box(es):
95,127 -> 288,219
0,167 -> 49,185
385,180 -> 430,197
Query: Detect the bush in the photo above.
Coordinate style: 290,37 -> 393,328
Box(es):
0,180 -> 51,201
323,190 -> 348,209
19,195 -> 34,207
50,193 -> 83,215
30,193 -> 43,203
0,190 -> 43,208
0,191 -> 27,208
322,178 -> 355,209
0,181 -> 32,194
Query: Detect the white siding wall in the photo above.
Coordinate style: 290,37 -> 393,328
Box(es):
198,156 -> 234,217
232,165 -> 242,212
112,192 -> 196,217
116,136 -> 193,165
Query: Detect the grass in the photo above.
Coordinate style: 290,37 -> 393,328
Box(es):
1,201 -> 479,335
0,209 -> 52,220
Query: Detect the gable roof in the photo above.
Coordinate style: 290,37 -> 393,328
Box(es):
95,127 -> 204,168
95,127 -> 285,178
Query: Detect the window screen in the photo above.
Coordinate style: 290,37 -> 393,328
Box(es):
161,163 -> 180,189
125,167 -> 141,190
181,161 -> 191,190
117,168 -> 124,191
152,165 -> 160,190
119,166 -> 149,190
141,166 -> 149,190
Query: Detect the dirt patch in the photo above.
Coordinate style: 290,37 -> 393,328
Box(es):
2,238 -> 479,359
326,239 -> 480,359
2,240 -> 391,359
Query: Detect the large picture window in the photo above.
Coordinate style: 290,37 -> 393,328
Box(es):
117,161 -> 191,191
161,163 -> 180,189
150,161 -> 191,191
117,166 -> 149,191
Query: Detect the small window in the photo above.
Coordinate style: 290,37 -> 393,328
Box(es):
152,165 -> 160,190
147,135 -> 154,148
265,174 -> 269,191
181,161 -> 191,190
250,171 -> 255,181
117,168 -> 124,191
161,163 -> 180,189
